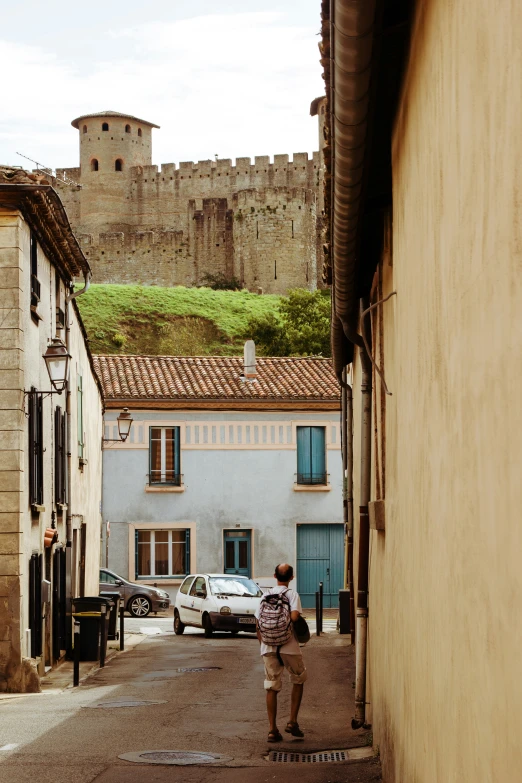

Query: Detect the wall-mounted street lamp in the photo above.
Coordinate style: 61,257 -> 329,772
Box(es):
43,338 -> 70,393
102,408 -> 133,446
25,337 -> 71,401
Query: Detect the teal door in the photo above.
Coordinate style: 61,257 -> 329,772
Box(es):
297,524 -> 344,608
224,530 -> 251,577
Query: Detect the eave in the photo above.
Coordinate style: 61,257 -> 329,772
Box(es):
104,399 -> 340,412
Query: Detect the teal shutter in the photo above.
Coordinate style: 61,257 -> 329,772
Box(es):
174,427 -> 180,482
135,530 -> 139,578
297,426 -> 326,484
185,528 -> 190,574
297,426 -> 311,483
310,427 -> 326,483
148,427 -> 153,482
77,374 -> 84,458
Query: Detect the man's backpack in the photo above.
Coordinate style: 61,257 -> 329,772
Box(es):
257,589 -> 293,648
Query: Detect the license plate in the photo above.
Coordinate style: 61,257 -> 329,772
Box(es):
239,617 -> 255,624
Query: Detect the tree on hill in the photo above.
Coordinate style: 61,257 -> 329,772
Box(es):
245,289 -> 331,357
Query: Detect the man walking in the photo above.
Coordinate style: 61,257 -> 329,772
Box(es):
255,563 -> 307,742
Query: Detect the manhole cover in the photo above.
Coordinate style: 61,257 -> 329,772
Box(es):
177,667 -> 221,673
268,747 -> 373,763
84,700 -> 167,709
119,750 -> 231,766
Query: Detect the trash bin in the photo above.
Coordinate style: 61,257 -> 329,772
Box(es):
99,592 -> 121,641
338,589 -> 351,635
72,597 -> 111,661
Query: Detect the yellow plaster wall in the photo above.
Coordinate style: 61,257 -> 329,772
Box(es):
352,1 -> 522,779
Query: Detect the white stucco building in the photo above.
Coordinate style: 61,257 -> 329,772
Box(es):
95,351 -> 344,609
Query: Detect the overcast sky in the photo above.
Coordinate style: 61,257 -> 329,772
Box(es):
0,0 -> 324,171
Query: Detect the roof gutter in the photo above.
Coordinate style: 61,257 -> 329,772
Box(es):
328,0 -> 378,379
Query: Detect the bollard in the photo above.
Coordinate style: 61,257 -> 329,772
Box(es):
119,603 -> 125,651
315,591 -> 321,636
100,605 -> 107,668
73,621 -> 80,687
319,582 -> 323,633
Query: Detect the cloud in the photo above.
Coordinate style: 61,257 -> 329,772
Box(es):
0,12 -> 323,169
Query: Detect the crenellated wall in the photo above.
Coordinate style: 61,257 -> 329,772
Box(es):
54,112 -> 324,292
77,187 -> 316,294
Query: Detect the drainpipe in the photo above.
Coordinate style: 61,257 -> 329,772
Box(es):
66,270 -> 91,303
352,297 -> 372,730
341,367 -> 355,642
346,378 -> 355,643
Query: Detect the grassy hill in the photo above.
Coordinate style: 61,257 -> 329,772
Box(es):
76,284 -> 282,356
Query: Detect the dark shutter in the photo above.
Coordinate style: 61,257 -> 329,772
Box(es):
29,553 -> 42,658
52,547 -> 66,658
29,389 -> 44,507
54,407 -> 68,506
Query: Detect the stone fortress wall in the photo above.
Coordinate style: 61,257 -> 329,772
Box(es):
55,111 -> 325,294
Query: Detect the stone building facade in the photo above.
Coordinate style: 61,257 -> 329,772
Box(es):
0,167 -> 103,691
54,111 -> 324,293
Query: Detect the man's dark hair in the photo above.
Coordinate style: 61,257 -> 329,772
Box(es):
275,563 -> 293,582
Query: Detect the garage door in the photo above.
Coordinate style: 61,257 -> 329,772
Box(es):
296,524 -> 344,608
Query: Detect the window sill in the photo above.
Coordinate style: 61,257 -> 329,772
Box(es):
31,504 -> 45,513
293,483 -> 331,492
145,484 -> 185,493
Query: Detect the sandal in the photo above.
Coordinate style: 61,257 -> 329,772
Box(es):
285,721 -> 304,738
268,729 -> 283,743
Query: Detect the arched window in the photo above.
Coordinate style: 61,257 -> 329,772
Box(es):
115,159 -> 123,172
83,124 -> 87,133
102,122 -> 109,131
91,159 -> 99,172
137,128 -> 142,137
125,124 -> 131,133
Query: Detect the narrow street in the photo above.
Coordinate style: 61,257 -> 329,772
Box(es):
0,626 -> 381,782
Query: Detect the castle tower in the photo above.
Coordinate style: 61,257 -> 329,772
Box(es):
71,111 -> 159,234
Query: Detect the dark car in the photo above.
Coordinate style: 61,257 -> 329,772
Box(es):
99,568 -> 170,617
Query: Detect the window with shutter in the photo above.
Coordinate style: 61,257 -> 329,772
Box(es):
149,427 -> 181,485
29,389 -> 44,507
77,373 -> 84,461
55,407 -> 68,506
296,426 -> 327,485
30,233 -> 41,322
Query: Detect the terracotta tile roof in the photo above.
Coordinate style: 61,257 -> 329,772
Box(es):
93,355 -> 339,404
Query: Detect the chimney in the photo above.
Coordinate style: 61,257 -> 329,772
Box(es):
244,340 -> 257,379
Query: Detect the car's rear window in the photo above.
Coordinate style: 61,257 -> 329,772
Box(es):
179,576 -> 194,595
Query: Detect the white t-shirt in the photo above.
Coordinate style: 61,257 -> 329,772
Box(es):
255,585 -> 303,656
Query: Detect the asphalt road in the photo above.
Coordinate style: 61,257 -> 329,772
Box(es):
0,625 -> 381,782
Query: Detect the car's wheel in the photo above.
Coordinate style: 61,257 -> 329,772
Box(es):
203,613 -> 213,638
230,631 -> 239,636
174,610 -> 185,635
128,595 -> 151,617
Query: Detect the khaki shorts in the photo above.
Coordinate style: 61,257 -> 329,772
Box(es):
263,653 -> 308,692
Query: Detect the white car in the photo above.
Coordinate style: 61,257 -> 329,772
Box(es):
173,573 -> 263,637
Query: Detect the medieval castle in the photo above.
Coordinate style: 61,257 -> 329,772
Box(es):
55,107 -> 326,294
